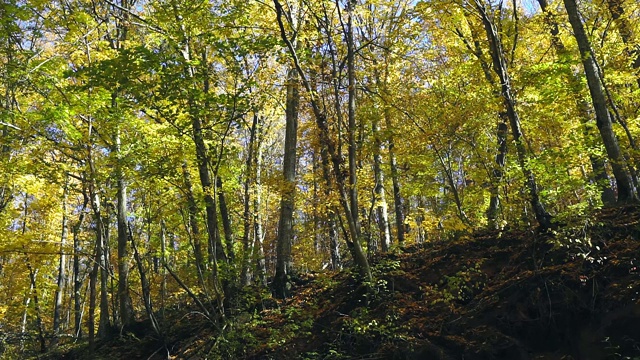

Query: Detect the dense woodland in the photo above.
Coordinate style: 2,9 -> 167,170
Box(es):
0,0 -> 639,357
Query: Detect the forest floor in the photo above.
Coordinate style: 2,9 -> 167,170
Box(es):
48,205 -> 640,359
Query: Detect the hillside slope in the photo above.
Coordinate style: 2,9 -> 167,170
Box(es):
54,205 -> 640,359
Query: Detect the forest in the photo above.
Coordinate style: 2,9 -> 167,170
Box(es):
0,0 -> 639,358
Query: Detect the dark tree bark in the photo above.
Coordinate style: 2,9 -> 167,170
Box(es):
181,162 -> 206,284
115,126 -> 134,328
273,0 -> 372,281
563,0 -> 638,203
105,0 -> 135,330
73,192 -> 88,340
345,0 -> 371,279
372,105 -> 391,252
191,112 -> 227,264
86,119 -> 111,343
253,138 -> 267,285
241,114 -> 259,286
455,22 -> 509,228
486,119 -> 508,226
171,4 -> 227,266
26,263 -> 46,353
21,196 -> 46,353
274,68 -> 300,298
217,177 -> 234,261
383,102 -> 405,244
537,0 -> 616,207
52,177 -> 69,348
475,0 -> 553,228
129,223 -> 162,338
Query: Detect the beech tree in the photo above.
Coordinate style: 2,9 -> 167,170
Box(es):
563,0 -> 638,203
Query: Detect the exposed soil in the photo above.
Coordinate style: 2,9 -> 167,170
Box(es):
51,205 -> 640,359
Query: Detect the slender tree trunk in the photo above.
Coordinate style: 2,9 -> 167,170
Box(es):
345,2 -> 372,279
73,201 -> 85,340
172,5 -> 227,265
217,177 -> 234,261
372,111 -> 391,252
115,125 -> 134,329
537,0 -> 616,206
192,114 -> 227,264
455,21 -> 509,227
26,264 -> 46,353
52,177 -> 69,347
106,0 -> 135,330
486,119 -> 508,227
94,198 -> 110,339
20,195 -> 46,353
88,237 -> 97,349
160,220 -> 167,320
321,10 -> 346,262
89,161 -> 110,339
377,66 -> 405,244
85,118 -> 110,342
72,189 -> 89,341
563,0 -> 638,203
253,139 -> 267,286
434,145 -> 469,224
241,115 -> 258,286
182,162 -> 206,285
130,223 -> 162,337
274,68 -> 300,298
20,278 -> 32,352
274,0 -> 371,281
318,139 -> 342,269
313,151 -> 340,269
475,1 -> 553,228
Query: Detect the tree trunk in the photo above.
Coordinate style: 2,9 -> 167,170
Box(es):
273,0 -> 372,281
88,236 -> 97,350
372,109 -> 391,252
476,0 -> 553,228
217,177 -> 234,261
73,192 -> 88,340
192,114 -> 227,264
182,162 -> 206,285
20,276 -> 31,352
130,223 -> 162,338
563,0 -> 638,203
52,177 -> 69,347
537,0 -> 617,206
486,119 -> 508,227
115,125 -> 134,329
160,220 -> 167,319
172,4 -> 227,265
274,67 -> 300,298
455,20 -> 509,228
94,197 -> 111,339
434,144 -> 469,225
253,137 -> 267,286
26,264 -> 46,353
110,0 -> 135,329
86,118 -> 110,341
20,196 -> 46,353
345,2 -> 372,279
384,104 -> 405,244
241,114 -> 259,286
